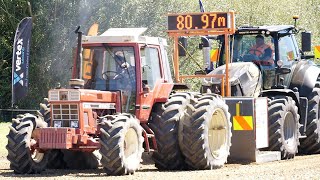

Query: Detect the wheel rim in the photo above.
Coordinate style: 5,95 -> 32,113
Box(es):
283,112 -> 296,149
124,128 -> 139,159
208,108 -> 228,158
30,138 -> 45,163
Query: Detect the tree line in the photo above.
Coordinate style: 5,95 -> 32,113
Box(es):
1,0 -> 320,109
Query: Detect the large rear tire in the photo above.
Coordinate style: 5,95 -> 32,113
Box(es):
99,114 -> 143,175
6,114 -> 48,174
149,93 -> 193,170
300,88 -> 320,153
179,94 -> 232,169
267,96 -> 300,159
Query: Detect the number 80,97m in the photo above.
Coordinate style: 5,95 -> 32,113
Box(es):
176,14 -> 218,30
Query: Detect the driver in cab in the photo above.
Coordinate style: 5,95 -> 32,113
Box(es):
249,35 -> 274,66
111,51 -> 134,90
114,51 -> 130,73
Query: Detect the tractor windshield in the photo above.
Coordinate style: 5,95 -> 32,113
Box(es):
82,46 -> 136,92
232,34 -> 275,65
82,45 -> 136,113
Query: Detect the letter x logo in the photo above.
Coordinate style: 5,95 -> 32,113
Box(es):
13,72 -> 24,86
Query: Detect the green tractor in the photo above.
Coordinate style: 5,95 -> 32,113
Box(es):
200,22 -> 320,159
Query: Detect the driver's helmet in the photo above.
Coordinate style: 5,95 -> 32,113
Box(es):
114,51 -> 125,63
114,51 -> 130,69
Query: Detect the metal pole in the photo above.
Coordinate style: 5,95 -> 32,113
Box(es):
173,35 -> 180,83
78,32 -> 83,79
225,32 -> 230,96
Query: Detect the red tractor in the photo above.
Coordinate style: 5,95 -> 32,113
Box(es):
6,21 -> 235,174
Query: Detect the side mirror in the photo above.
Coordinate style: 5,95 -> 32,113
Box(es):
301,31 -> 312,52
178,37 -> 187,56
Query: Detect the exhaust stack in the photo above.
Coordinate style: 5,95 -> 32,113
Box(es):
75,26 -> 83,79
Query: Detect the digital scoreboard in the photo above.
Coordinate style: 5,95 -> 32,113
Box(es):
167,12 -> 232,31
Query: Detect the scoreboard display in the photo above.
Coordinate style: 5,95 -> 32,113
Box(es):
168,12 -> 232,31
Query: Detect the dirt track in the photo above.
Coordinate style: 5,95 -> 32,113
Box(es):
1,153 -> 320,179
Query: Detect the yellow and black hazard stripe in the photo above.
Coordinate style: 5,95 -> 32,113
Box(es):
232,103 -> 253,131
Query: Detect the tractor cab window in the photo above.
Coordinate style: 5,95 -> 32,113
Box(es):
83,46 -> 136,113
278,35 -> 298,66
232,34 -> 276,90
232,34 -> 275,65
140,47 -> 161,90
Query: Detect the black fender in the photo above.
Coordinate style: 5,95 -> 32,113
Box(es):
260,89 -> 300,118
289,60 -> 320,97
173,83 -> 190,90
260,89 -> 299,104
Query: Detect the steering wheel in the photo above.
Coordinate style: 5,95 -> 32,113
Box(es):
242,54 -> 260,62
102,70 -> 124,80
252,59 -> 274,66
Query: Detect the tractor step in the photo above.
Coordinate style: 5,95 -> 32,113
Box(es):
299,135 -> 307,139
255,151 -> 281,164
141,126 -> 157,152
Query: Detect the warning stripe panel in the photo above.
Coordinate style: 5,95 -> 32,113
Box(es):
233,116 -> 253,130
315,46 -> 320,59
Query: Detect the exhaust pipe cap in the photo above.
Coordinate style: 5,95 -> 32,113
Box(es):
69,79 -> 84,89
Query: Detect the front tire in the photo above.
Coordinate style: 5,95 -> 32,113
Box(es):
6,114 -> 48,174
38,98 -> 51,124
99,114 -> 143,175
149,93 -> 193,170
267,96 -> 300,159
179,94 -> 232,169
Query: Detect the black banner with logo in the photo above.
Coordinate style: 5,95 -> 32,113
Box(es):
12,17 -> 32,106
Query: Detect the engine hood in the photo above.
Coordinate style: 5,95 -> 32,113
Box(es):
203,62 -> 262,97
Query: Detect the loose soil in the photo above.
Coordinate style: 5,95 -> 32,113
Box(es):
1,153 -> 320,179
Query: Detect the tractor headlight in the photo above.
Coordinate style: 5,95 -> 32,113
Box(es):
70,120 -> 79,128
53,120 -> 62,128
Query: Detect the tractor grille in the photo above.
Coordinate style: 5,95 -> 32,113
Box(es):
39,128 -> 74,149
52,104 -> 79,127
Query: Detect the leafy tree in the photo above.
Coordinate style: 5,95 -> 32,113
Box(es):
1,0 -> 320,109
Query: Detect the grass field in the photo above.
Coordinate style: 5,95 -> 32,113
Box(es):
0,122 -> 10,158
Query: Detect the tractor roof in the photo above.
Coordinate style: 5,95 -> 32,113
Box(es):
236,25 -> 295,34
82,28 -> 167,46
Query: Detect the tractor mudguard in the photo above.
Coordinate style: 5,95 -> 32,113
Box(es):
260,89 -> 300,118
260,89 -> 299,104
289,61 -> 320,97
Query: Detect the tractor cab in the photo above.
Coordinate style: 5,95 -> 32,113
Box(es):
63,28 -> 173,120
202,25 -> 312,96
231,25 -> 300,67
81,41 -> 137,114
